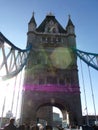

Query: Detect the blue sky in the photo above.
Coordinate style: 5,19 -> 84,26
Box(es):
1,0 -> 98,52
0,0 -> 98,117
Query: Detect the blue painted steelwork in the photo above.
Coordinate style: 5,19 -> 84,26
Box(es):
0,32 -> 32,51
0,32 -> 32,80
72,47 -> 98,71
0,32 -> 98,81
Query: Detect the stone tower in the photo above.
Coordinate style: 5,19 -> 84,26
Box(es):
21,13 -> 82,126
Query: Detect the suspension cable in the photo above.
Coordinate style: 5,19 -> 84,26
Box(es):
87,66 -> 97,122
80,59 -> 89,125
11,76 -> 17,113
15,70 -> 23,119
0,94 -> 6,128
0,82 -> 9,128
17,68 -> 25,124
20,90 -> 24,124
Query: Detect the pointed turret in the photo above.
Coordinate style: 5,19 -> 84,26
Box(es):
28,12 -> 37,31
66,15 -> 75,35
66,15 -> 76,48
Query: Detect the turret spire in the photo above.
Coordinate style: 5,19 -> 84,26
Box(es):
67,14 -> 74,27
32,11 -> 35,17
28,12 -> 37,31
29,12 -> 37,26
68,14 -> 71,19
66,15 -> 75,34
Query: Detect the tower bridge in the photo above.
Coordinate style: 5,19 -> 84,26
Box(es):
0,13 -> 98,128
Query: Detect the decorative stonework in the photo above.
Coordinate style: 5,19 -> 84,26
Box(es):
22,13 -> 82,126
45,20 -> 59,33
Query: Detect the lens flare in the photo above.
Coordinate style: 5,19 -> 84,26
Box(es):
50,47 -> 74,69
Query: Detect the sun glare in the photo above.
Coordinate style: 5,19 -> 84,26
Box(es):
0,71 -> 24,119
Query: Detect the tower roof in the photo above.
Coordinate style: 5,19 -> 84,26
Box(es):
29,12 -> 37,26
67,15 -> 74,27
36,14 -> 66,33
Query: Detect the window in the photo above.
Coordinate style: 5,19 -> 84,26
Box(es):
47,27 -> 50,32
39,78 -> 44,84
52,28 -> 56,33
37,58 -> 41,64
59,78 -> 65,85
42,37 -> 46,42
47,37 -> 51,42
58,37 -> 61,42
53,38 -> 56,42
47,76 -> 57,84
52,77 -> 57,84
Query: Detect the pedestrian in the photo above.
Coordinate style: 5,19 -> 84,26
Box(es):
18,124 -> 25,130
4,118 -> 17,130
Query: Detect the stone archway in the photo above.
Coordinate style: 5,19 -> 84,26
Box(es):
21,90 -> 82,127
35,100 -> 71,126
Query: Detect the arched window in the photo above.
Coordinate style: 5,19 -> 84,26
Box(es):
39,78 -> 44,84
47,27 -> 51,32
47,76 -> 57,84
52,28 -> 56,33
59,78 -> 65,85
